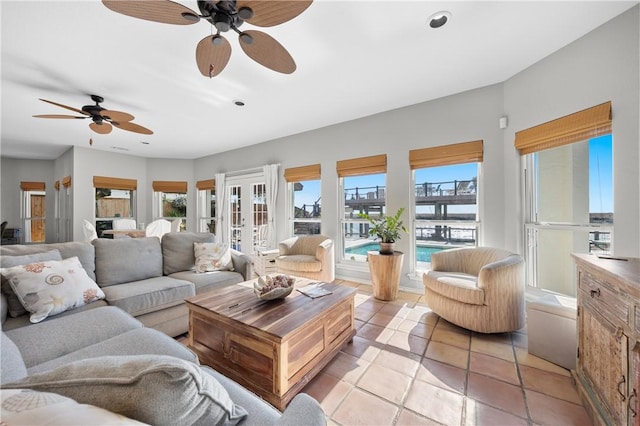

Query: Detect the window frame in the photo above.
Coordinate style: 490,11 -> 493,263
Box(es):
21,182 -> 46,243
196,179 -> 216,234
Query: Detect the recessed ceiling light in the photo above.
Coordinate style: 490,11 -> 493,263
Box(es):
428,11 -> 451,29
234,100 -> 245,106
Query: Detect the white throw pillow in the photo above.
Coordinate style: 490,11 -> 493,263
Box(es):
194,242 -> 234,273
0,256 -> 105,323
1,389 -> 147,425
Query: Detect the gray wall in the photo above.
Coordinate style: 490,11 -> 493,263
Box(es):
503,5 -> 639,256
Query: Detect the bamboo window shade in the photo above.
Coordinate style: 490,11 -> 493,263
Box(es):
409,140 -> 483,169
152,181 -> 188,193
61,176 -> 71,188
514,101 -> 612,155
54,181 -> 60,191
336,154 -> 387,177
196,179 -> 215,191
284,164 -> 321,182
20,181 -> 45,191
93,176 -> 137,191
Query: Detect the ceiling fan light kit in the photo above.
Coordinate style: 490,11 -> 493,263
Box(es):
102,0 -> 313,78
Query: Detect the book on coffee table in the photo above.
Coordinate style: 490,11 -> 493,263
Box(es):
297,283 -> 333,299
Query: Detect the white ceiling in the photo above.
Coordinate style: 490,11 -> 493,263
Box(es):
1,1 -> 637,160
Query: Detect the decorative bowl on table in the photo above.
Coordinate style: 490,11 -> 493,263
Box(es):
254,274 -> 295,300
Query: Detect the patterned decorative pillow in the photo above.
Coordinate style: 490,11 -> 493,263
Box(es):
1,389 -> 147,425
0,250 -> 63,317
194,242 -> 234,273
0,256 -> 105,323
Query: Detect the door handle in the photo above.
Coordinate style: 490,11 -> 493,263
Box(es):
616,375 -> 626,401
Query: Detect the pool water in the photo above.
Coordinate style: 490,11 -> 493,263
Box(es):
345,243 -> 445,262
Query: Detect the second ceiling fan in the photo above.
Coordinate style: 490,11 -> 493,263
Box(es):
102,0 -> 313,78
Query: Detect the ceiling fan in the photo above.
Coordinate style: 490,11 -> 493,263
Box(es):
33,95 -> 153,135
101,0 -> 312,77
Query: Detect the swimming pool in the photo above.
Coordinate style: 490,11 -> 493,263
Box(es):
345,243 -> 445,262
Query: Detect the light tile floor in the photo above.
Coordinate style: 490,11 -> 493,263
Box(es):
300,279 -> 592,426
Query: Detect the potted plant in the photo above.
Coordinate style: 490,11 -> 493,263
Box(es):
359,207 -> 408,255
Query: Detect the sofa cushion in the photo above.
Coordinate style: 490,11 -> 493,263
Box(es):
5,306 -> 143,369
276,255 -> 322,272
3,355 -> 248,426
93,237 -> 163,287
1,256 -> 105,323
100,276 -> 194,317
1,332 -> 28,384
1,242 -> 96,282
0,389 -> 147,425
27,327 -> 199,375
194,242 -> 234,273
169,270 -> 244,294
162,232 -> 215,275
1,250 -> 63,317
425,271 -> 485,305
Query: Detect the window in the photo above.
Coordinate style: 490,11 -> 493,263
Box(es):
152,181 -> 187,230
94,176 -> 137,238
196,179 -> 216,234
21,181 -> 46,243
410,140 -> 483,272
284,164 -> 321,236
517,102 -> 613,297
338,154 -> 387,262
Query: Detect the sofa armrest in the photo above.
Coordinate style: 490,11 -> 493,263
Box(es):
477,254 -> 525,292
231,249 -> 253,281
278,237 -> 298,256
275,393 -> 326,426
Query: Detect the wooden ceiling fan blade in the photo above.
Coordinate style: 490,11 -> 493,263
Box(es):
39,98 -> 88,116
102,0 -> 199,25
195,35 -> 231,78
236,0 -> 313,27
33,114 -> 86,119
239,30 -> 296,74
89,122 -> 113,135
112,121 -> 154,135
101,110 -> 135,122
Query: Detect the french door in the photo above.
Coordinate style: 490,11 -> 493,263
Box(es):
225,173 -> 268,256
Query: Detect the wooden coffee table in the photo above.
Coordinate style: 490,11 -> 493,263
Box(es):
185,278 -> 357,410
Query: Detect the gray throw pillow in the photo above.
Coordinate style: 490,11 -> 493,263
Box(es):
0,250 -> 62,317
162,232 -> 215,275
2,355 -> 248,426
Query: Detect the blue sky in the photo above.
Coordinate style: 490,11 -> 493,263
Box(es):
295,134 -> 613,214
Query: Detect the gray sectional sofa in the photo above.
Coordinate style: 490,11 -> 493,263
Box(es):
0,232 -> 252,336
0,233 -> 326,425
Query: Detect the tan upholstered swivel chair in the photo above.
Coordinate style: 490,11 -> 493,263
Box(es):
275,235 -> 335,282
423,246 -> 525,333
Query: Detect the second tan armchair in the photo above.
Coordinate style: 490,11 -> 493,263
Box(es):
275,235 -> 335,283
423,246 -> 525,333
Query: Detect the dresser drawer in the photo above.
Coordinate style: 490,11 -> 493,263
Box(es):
580,270 -> 630,326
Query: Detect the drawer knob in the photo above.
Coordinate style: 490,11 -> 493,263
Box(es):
590,288 -> 601,298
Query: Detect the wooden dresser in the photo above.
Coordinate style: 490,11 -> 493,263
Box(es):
572,254 -> 640,426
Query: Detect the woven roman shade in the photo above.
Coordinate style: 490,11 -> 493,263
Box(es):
54,181 -> 60,191
336,154 -> 387,177
284,164 -> 321,182
514,101 -> 612,155
61,176 -> 71,188
409,140 -> 483,169
93,176 -> 137,190
196,179 -> 215,190
152,181 -> 187,193
20,181 -> 45,191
